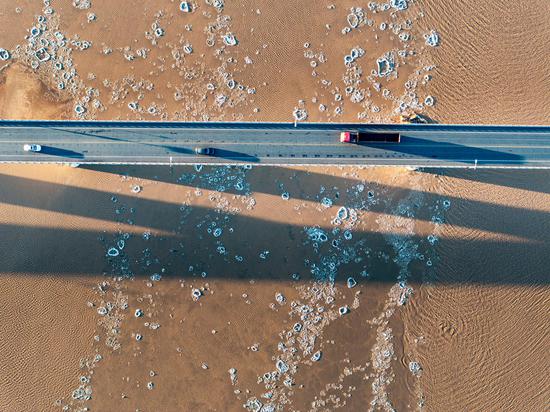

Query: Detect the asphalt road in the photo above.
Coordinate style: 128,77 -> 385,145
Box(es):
1,120 -> 550,168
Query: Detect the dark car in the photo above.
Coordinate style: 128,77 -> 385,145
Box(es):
194,147 -> 215,155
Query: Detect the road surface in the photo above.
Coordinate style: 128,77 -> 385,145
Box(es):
1,120 -> 550,168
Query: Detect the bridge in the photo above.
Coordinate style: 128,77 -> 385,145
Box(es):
1,120 -> 549,168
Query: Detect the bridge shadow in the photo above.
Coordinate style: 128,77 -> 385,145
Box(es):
0,171 -> 548,285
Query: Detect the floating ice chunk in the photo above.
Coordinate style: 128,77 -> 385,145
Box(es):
344,230 -> 352,240
276,360 -> 289,374
443,199 -> 451,208
107,247 -> 119,257
150,273 -> 162,281
321,197 -> 332,208
179,1 -> 192,12
293,108 -> 308,121
213,227 -> 222,237
0,48 -> 10,61
339,306 -> 350,315
223,33 -> 237,46
117,239 -> 125,250
74,105 -> 86,115
275,293 -> 286,304
347,13 -> 360,29
30,26 -> 41,37
311,351 -> 322,362
427,234 -> 438,245
390,0 -> 408,11
409,361 -> 422,375
347,277 -> 357,288
337,207 -> 348,220
376,55 -> 395,77
307,227 -> 328,242
424,95 -> 435,106
425,31 -> 440,47
135,308 -> 143,317
281,192 -> 290,200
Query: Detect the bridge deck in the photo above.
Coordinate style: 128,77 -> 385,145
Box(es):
0,120 -> 549,168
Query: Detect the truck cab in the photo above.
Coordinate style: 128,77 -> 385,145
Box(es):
340,131 -> 401,143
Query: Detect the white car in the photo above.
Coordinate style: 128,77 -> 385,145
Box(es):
23,144 -> 42,152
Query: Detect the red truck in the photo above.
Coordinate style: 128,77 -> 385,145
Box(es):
340,131 -> 401,143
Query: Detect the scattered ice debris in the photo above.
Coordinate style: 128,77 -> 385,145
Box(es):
398,283 -> 414,305
293,322 -> 302,333
107,247 -> 120,257
307,227 -> 328,242
72,385 -> 92,401
390,0 -> 408,11
117,239 -> 125,250
134,308 -> 143,317
424,95 -> 435,107
409,361 -> 422,376
74,105 -> 86,115
223,33 -> 237,46
376,53 -> 395,77
213,227 -> 223,237
192,288 -> 202,300
443,199 -> 451,208
276,360 -> 289,374
281,192 -> 290,201
347,277 -> 357,288
97,306 -> 108,316
73,0 -> 91,9
150,273 -> 162,281
179,1 -> 192,12
339,306 -> 350,316
0,48 -> 11,61
425,31 -> 440,47
344,230 -> 353,240
311,351 -> 322,362
275,293 -> 286,305
292,108 -> 308,122
143,231 -> 151,240
229,368 -> 238,385
321,197 -> 333,208
131,185 -> 142,194
427,234 -> 438,245
147,381 -> 154,390
337,206 -> 348,220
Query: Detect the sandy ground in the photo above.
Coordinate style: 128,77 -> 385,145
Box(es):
1,164 -> 548,411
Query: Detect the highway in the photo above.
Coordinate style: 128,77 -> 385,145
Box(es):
0,120 -> 550,168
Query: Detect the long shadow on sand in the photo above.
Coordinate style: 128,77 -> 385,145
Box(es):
0,171 -> 549,285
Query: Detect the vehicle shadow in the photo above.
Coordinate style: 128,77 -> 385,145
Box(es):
40,146 -> 84,159
359,135 -> 524,164
211,149 -> 260,162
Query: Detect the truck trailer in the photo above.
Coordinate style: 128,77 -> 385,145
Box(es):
340,131 -> 401,143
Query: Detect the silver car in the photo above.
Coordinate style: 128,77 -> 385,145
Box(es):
23,144 -> 42,152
